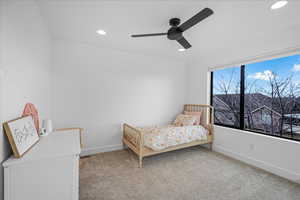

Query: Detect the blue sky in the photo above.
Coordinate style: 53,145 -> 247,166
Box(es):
246,54 -> 300,82
213,53 -> 300,95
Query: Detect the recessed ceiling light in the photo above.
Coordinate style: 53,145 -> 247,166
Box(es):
178,48 -> 186,52
271,0 -> 288,10
97,29 -> 106,35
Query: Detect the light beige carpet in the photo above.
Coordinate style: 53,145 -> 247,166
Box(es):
80,147 -> 300,200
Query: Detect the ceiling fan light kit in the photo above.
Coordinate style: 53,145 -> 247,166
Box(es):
131,8 -> 214,50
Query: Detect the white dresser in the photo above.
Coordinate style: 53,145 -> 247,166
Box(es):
3,130 -> 81,200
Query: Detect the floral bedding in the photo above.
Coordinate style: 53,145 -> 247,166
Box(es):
137,125 -> 208,151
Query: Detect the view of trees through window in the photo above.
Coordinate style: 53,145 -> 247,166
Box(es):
212,54 -> 300,141
213,66 -> 240,128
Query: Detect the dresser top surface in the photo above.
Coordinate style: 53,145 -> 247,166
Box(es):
3,130 -> 81,167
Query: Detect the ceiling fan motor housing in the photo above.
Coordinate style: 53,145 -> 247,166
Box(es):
168,18 -> 183,40
167,27 -> 183,40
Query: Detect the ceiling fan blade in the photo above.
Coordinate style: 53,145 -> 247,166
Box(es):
131,33 -> 167,37
179,8 -> 213,32
177,37 -> 192,49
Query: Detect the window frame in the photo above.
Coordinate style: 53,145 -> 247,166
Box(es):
210,65 -> 300,143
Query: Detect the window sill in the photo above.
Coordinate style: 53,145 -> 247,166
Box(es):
214,124 -> 300,144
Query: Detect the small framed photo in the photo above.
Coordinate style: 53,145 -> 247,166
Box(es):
3,116 -> 40,158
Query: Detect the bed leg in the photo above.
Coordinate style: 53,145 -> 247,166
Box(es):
209,142 -> 213,151
139,156 -> 143,168
122,140 -> 127,150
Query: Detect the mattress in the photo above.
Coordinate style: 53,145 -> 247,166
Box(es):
137,125 -> 208,151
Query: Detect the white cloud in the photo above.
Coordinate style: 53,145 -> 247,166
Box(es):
248,70 -> 275,81
292,64 -> 300,72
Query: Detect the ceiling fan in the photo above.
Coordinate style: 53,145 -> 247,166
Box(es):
131,8 -> 214,50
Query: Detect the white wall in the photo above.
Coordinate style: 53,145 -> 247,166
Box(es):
51,39 -> 187,155
214,126 -> 300,183
0,1 -> 52,199
186,61 -> 209,104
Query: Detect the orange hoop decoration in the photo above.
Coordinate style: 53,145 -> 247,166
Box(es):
22,103 -> 40,133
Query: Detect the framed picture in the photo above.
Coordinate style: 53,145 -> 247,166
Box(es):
3,116 -> 40,158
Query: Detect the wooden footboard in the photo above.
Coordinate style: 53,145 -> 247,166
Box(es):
122,123 -> 144,167
123,104 -> 214,168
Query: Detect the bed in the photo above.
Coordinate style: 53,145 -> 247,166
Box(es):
122,104 -> 214,167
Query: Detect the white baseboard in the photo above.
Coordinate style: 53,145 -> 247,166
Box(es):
213,145 -> 300,184
80,144 -> 123,157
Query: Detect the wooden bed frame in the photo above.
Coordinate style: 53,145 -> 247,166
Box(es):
123,104 -> 214,168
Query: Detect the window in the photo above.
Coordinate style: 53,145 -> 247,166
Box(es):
211,54 -> 300,142
212,66 -> 241,128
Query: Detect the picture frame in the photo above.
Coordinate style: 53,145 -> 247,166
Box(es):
3,115 -> 40,158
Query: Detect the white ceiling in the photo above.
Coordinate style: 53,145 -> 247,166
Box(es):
38,0 -> 300,63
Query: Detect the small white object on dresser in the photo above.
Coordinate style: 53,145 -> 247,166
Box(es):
3,129 -> 81,200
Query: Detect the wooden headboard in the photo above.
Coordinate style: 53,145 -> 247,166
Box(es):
183,104 -> 214,126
